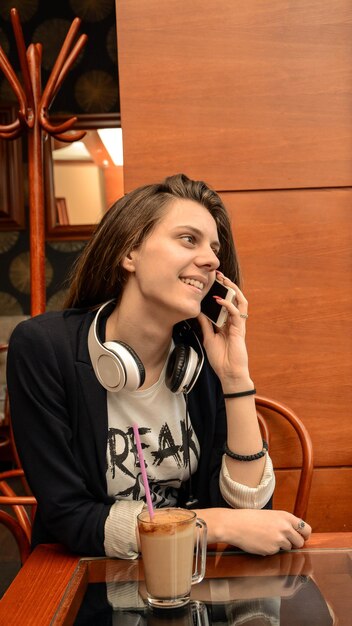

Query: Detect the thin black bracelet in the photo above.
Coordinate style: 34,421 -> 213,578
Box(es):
223,388 -> 256,398
224,440 -> 268,462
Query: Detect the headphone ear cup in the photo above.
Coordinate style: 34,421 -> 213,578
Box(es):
88,302 -> 146,392
165,344 -> 188,393
103,341 -> 145,392
165,344 -> 199,394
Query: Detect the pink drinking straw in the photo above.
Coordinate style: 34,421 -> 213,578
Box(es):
133,423 -> 154,520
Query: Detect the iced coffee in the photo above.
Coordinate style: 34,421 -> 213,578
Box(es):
137,508 -> 207,609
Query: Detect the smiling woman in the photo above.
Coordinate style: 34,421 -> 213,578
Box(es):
6,173 -> 312,566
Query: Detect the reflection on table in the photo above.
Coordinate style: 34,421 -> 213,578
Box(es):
58,537 -> 351,626
73,556 -> 335,625
0,534 -> 351,626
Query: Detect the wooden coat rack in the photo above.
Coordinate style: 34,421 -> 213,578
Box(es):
0,8 -> 87,316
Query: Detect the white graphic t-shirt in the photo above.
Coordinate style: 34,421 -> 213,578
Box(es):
106,362 -> 200,508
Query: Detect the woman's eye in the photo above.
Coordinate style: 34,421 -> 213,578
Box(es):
181,234 -> 195,244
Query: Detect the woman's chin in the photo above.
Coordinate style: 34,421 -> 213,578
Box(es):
174,307 -> 200,323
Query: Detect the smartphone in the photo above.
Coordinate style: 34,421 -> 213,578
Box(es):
201,279 -> 236,327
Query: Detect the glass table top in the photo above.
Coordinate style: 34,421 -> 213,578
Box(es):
52,547 -> 352,625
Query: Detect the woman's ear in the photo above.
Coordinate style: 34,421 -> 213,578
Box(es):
121,251 -> 136,273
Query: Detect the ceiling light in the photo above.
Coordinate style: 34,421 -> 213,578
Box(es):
97,128 -> 123,166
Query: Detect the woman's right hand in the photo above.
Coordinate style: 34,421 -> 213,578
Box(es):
194,508 -> 312,556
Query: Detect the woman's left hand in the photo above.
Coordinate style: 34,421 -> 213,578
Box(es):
197,271 -> 251,388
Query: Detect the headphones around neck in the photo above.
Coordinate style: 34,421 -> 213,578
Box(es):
88,301 -> 204,394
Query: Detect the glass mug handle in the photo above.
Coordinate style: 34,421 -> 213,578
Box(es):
192,518 -> 207,584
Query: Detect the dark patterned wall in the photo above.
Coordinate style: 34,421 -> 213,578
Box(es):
0,0 -> 119,315
0,0 -> 118,115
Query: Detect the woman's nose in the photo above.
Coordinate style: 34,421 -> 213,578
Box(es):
195,247 -> 220,270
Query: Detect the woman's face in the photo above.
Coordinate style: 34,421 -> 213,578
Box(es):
122,198 -> 221,325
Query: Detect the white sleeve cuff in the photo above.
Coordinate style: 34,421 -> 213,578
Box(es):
220,452 -> 275,509
104,499 -> 146,559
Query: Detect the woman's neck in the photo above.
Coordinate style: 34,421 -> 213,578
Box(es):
106,301 -> 173,388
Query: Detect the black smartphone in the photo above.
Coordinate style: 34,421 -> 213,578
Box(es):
201,279 -> 236,327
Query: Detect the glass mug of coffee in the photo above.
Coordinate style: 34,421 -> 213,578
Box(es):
137,507 -> 207,609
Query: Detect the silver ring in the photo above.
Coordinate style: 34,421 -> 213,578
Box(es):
239,313 -> 249,319
296,520 -> 306,533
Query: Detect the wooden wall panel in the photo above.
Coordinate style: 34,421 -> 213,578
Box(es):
306,468 -> 352,532
116,0 -> 352,530
116,0 -> 352,192
221,188 -> 352,468
274,468 -> 352,531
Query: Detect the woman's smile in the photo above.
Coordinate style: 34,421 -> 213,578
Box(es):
179,276 -> 207,292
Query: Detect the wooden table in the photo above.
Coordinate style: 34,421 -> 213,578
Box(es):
0,533 -> 351,625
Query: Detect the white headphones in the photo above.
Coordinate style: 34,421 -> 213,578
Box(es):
88,301 -> 204,394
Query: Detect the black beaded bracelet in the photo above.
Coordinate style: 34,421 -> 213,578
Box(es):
224,440 -> 268,462
223,388 -> 256,398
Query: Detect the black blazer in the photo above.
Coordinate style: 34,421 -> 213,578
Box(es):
7,307 -> 235,555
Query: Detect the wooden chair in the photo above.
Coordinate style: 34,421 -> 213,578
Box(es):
255,394 -> 314,520
0,343 -> 37,565
0,431 -> 36,565
0,470 -> 37,564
